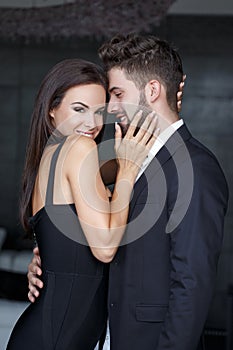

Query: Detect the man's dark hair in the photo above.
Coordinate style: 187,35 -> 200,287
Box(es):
99,33 -> 183,112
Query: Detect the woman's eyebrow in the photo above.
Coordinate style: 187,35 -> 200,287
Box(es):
71,102 -> 89,108
95,105 -> 105,111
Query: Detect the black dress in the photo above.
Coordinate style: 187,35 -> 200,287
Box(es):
7,139 -> 108,350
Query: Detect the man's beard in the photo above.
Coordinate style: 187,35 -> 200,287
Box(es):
126,90 -> 153,135
137,90 -> 153,126
115,91 -> 152,137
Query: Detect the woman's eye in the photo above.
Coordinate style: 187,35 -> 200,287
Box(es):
115,93 -> 122,98
74,107 -> 85,113
95,109 -> 104,116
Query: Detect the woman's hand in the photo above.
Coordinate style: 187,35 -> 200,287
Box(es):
27,246 -> 43,302
177,74 -> 186,112
115,110 -> 159,179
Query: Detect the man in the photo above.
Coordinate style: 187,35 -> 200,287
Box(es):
28,34 -> 228,350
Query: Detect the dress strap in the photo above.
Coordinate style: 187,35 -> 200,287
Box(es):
45,137 -> 67,206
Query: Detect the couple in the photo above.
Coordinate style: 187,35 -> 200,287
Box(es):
8,34 -> 228,350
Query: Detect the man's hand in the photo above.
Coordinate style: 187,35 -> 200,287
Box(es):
27,246 -> 43,302
177,74 -> 186,112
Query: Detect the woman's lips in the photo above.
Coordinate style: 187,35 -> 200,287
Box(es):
75,130 -> 95,138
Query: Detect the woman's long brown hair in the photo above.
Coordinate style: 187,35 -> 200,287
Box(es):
20,58 -> 107,234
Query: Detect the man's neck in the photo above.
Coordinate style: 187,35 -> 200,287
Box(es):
156,108 -> 180,133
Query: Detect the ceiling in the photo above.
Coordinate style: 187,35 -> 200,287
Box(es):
0,0 -> 233,15
168,0 -> 233,15
0,0 -> 74,7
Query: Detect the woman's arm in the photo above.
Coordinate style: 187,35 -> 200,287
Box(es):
65,111 -> 158,262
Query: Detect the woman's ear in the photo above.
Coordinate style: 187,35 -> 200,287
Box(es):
49,109 -> 55,127
145,80 -> 161,103
49,109 -> 55,119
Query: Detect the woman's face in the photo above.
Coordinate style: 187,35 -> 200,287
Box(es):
50,84 -> 106,139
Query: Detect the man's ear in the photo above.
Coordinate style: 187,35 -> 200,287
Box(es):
145,80 -> 161,103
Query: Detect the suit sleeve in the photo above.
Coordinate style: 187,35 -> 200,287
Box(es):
156,148 -> 228,350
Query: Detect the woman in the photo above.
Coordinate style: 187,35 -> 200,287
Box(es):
7,59 -> 158,350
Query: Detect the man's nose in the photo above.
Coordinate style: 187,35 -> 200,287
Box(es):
107,100 -> 121,114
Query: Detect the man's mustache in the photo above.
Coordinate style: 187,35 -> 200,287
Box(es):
106,106 -> 154,136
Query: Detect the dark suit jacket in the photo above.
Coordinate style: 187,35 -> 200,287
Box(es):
107,124 -> 228,350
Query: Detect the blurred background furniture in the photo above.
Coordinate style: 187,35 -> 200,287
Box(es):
226,285 -> 233,350
0,227 -> 31,350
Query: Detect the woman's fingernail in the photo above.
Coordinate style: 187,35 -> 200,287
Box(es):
115,122 -> 118,130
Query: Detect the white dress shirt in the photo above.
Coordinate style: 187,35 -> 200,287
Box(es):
136,118 -> 184,181
95,119 -> 184,350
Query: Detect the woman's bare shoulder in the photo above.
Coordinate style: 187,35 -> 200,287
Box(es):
65,134 -> 98,162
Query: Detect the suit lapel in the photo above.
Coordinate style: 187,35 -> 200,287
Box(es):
129,124 -> 192,216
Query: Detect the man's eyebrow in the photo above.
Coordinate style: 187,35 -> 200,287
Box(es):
109,86 -> 122,93
71,102 -> 89,108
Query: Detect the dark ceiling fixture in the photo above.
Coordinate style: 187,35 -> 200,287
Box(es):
0,0 -> 176,43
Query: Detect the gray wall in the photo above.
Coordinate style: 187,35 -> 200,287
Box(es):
165,16 -> 233,329
0,15 -> 232,328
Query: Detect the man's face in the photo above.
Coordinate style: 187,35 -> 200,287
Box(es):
107,68 -> 141,135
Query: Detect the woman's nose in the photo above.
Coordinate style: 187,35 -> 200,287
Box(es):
84,112 -> 96,129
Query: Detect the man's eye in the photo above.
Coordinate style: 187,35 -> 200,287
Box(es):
115,92 -> 122,98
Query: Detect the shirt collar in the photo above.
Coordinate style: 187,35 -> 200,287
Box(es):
135,119 -> 184,183
149,118 -> 184,159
